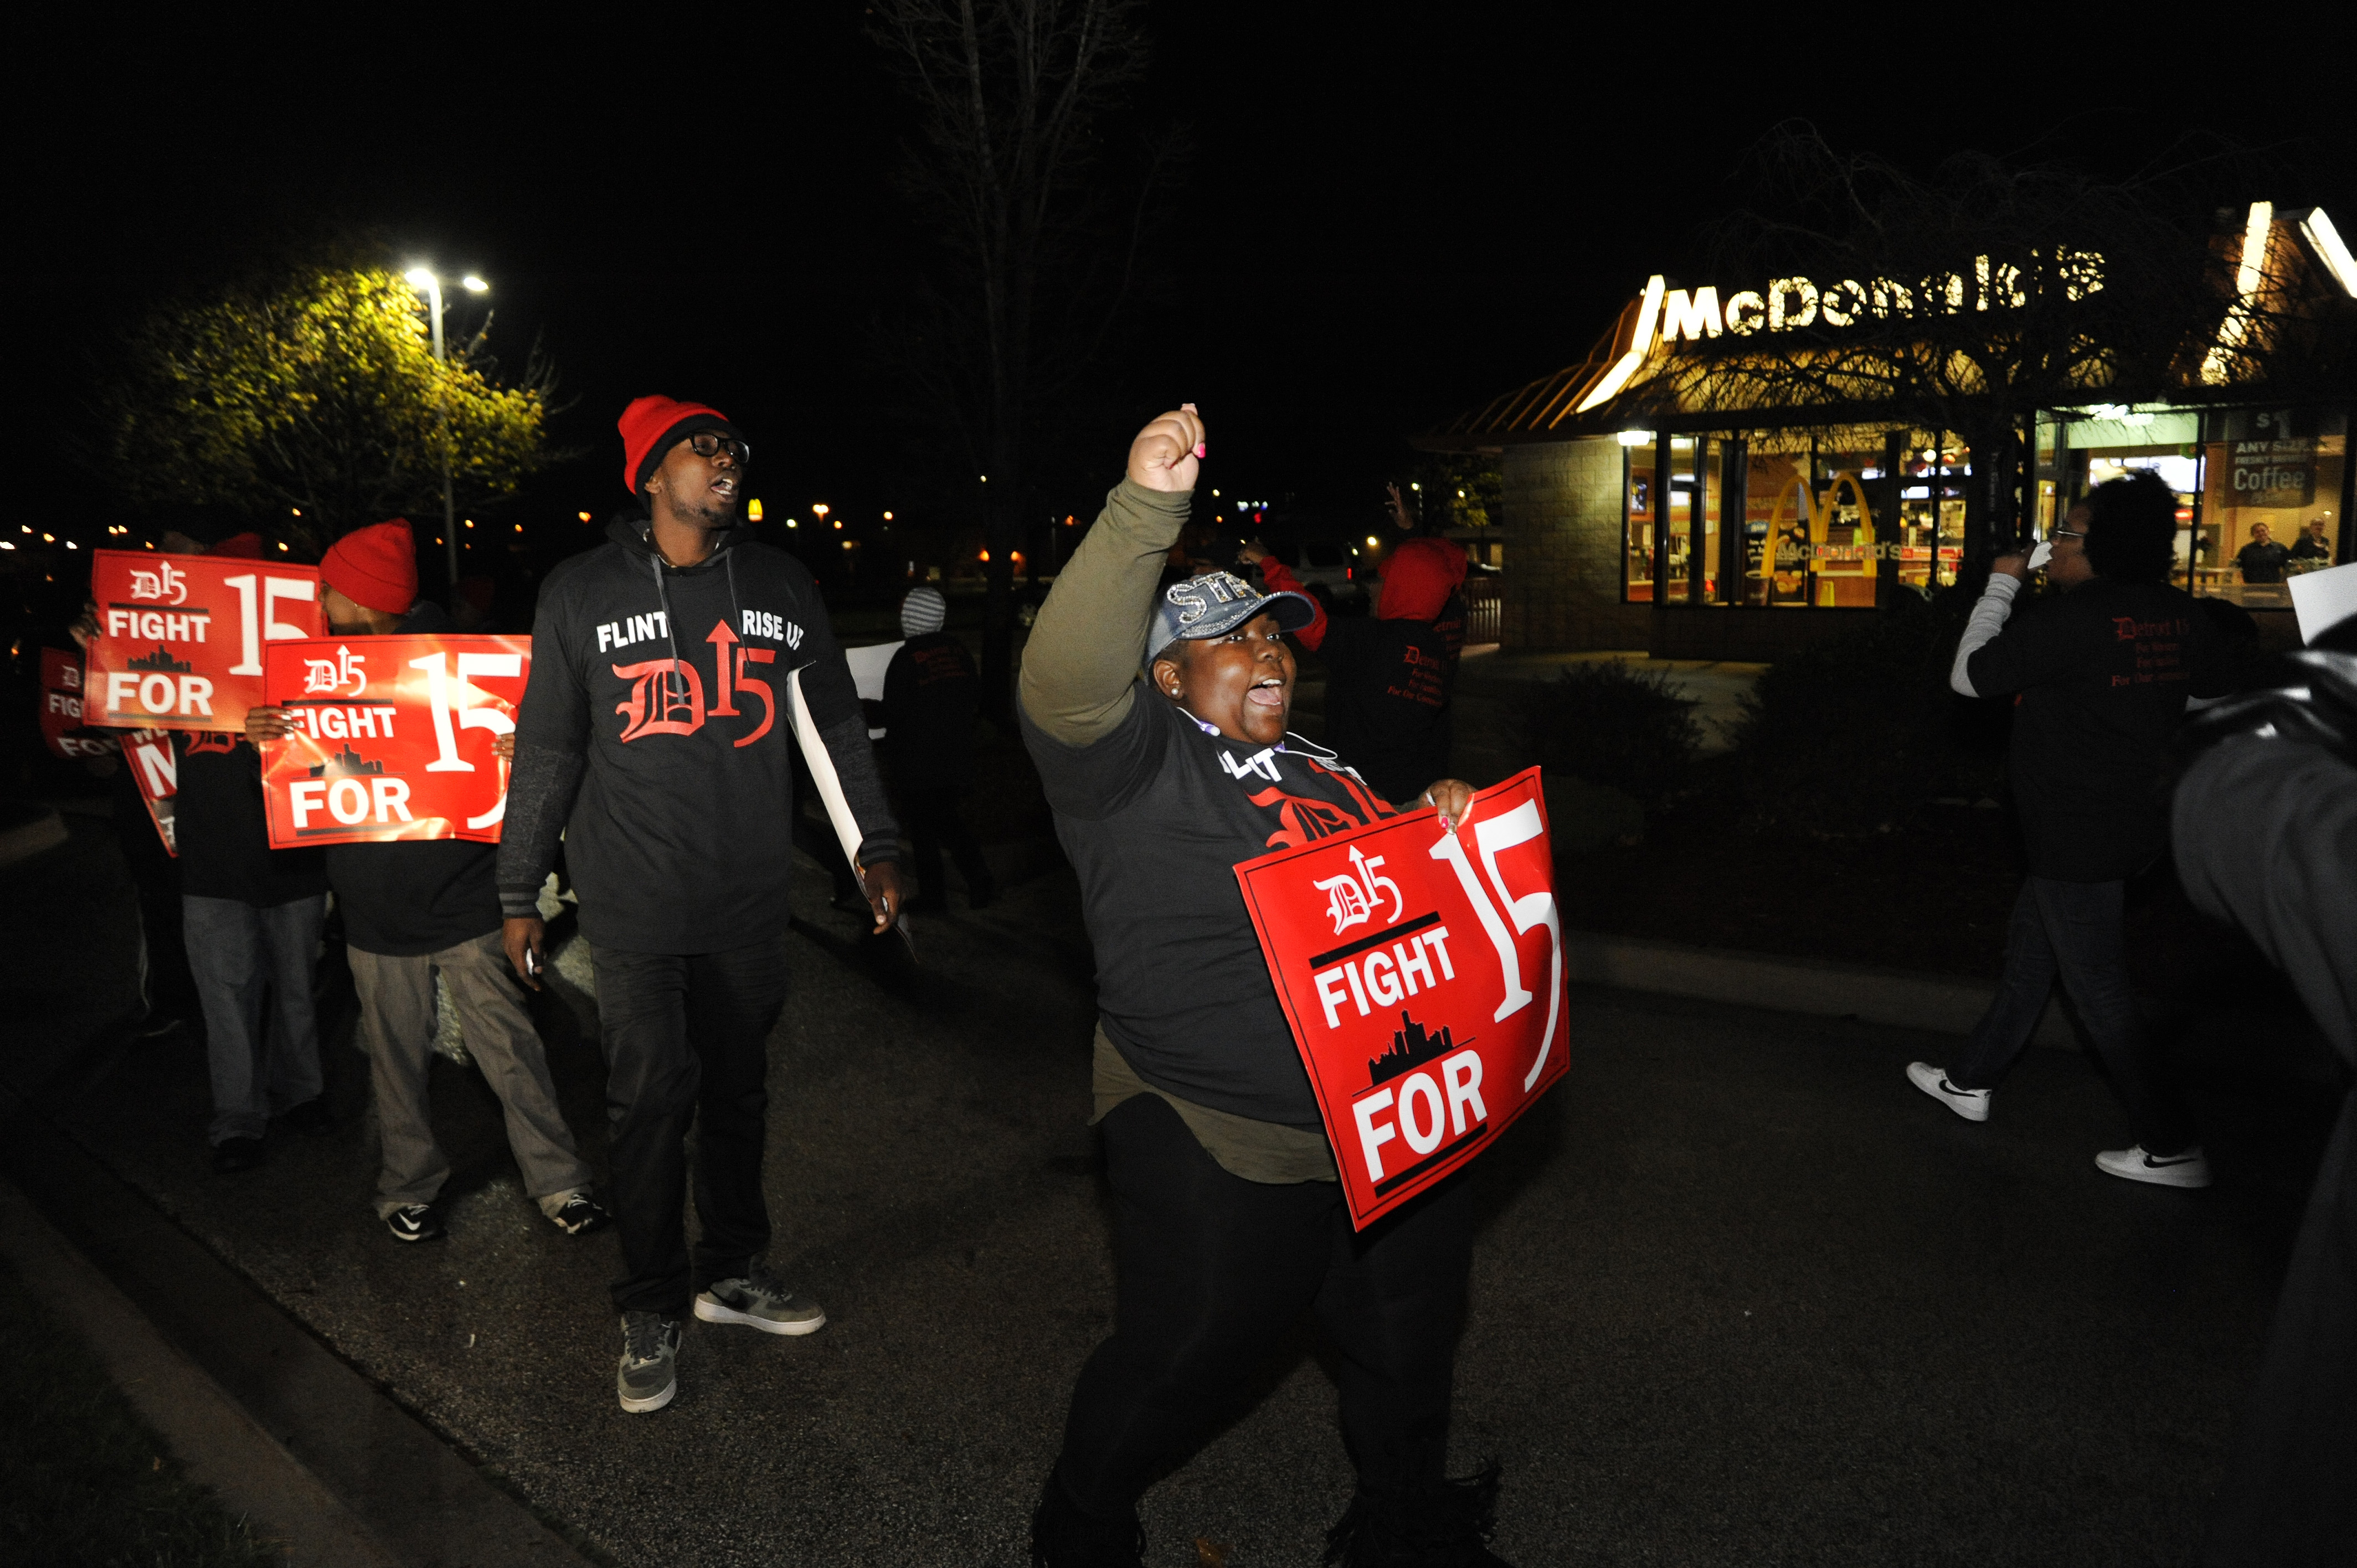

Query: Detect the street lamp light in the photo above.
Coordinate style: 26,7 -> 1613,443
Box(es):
405,266 -> 486,591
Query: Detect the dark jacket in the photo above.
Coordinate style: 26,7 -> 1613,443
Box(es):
1966,576 -> 2225,880
496,517 -> 898,955
882,632 -> 979,785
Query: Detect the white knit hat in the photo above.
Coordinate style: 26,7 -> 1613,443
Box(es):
899,586 -> 948,637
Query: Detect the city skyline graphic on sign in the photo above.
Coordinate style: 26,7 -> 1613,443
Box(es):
1368,1012 -> 1469,1088
308,745 -> 384,778
125,646 -> 194,673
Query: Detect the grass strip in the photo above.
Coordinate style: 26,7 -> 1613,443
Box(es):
0,1254 -> 285,1568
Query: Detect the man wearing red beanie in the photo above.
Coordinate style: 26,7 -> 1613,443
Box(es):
248,518 -> 610,1245
498,398 -> 903,1414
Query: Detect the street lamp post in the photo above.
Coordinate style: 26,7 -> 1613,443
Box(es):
405,267 -> 488,592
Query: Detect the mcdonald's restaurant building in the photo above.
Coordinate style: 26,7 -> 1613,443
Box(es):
1419,203 -> 2357,659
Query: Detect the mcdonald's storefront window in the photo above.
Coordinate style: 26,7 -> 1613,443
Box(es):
1622,436 -> 1720,602
2046,409 -> 2345,610
1623,435 -> 1972,608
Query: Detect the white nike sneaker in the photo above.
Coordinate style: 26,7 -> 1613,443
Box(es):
2096,1144 -> 2212,1189
1907,1061 -> 1991,1123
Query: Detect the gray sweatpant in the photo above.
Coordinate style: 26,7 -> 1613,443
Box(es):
185,893 -> 327,1146
350,930 -> 591,1220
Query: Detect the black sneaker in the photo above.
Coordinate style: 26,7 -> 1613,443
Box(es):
549,1193 -> 614,1236
385,1204 -> 446,1243
278,1098 -> 333,1136
212,1137 -> 265,1174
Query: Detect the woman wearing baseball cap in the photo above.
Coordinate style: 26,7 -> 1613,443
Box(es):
1017,406 -> 1504,1566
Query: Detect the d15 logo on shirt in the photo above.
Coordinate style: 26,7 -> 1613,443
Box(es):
610,618 -> 785,747
259,634 -> 531,848
84,550 -> 325,733
1235,766 -> 1567,1229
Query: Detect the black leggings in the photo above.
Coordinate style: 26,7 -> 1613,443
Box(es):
1054,1093 -> 1476,1519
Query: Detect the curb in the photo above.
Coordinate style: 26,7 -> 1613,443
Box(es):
1564,929 -> 2072,1048
0,1173 -> 404,1568
0,1082 -> 599,1568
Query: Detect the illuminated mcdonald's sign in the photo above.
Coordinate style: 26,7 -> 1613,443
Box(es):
1575,251 -> 2108,415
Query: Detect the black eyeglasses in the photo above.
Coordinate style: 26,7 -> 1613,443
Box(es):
687,432 -> 749,464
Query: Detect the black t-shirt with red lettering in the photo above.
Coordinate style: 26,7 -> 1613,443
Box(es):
1022,690 -> 1398,1125
173,733 -> 328,907
1966,577 -> 2226,881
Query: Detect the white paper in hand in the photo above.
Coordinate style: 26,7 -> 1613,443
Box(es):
2288,560 -> 2357,644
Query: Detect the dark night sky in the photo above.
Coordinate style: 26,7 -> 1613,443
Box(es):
15,7 -> 2354,549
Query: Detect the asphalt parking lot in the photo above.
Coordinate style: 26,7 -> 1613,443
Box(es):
2,813 -> 2337,1566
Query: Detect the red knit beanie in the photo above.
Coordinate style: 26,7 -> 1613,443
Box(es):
618,395 -> 740,496
322,519 -> 419,613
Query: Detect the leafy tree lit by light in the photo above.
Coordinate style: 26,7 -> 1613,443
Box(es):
108,266 -> 558,550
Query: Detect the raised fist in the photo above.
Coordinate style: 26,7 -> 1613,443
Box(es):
1127,404 -> 1205,494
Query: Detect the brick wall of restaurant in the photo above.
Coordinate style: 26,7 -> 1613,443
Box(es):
1499,437 -> 1649,651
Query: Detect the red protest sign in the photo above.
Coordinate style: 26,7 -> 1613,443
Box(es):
82,550 -> 325,733
121,730 -> 179,857
258,635 -> 529,848
1234,766 -> 1567,1229
38,647 -> 118,760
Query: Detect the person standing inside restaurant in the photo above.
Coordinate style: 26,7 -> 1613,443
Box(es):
245,519 -> 610,1245
1907,475 -> 2226,1184
2288,516 -> 2335,568
497,397 -> 903,1414
1019,404 -> 1505,1566
2237,520 -> 2290,585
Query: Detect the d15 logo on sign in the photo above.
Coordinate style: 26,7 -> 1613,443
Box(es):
1236,767 -> 1566,1229
84,550 -> 325,732
260,635 -> 529,848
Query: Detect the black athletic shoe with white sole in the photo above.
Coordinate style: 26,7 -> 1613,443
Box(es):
385,1204 -> 446,1243
550,1193 -> 614,1236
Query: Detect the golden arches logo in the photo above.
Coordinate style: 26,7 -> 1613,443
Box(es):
1767,471 -> 1876,545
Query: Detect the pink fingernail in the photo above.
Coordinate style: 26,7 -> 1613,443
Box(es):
1195,443 -> 1207,459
